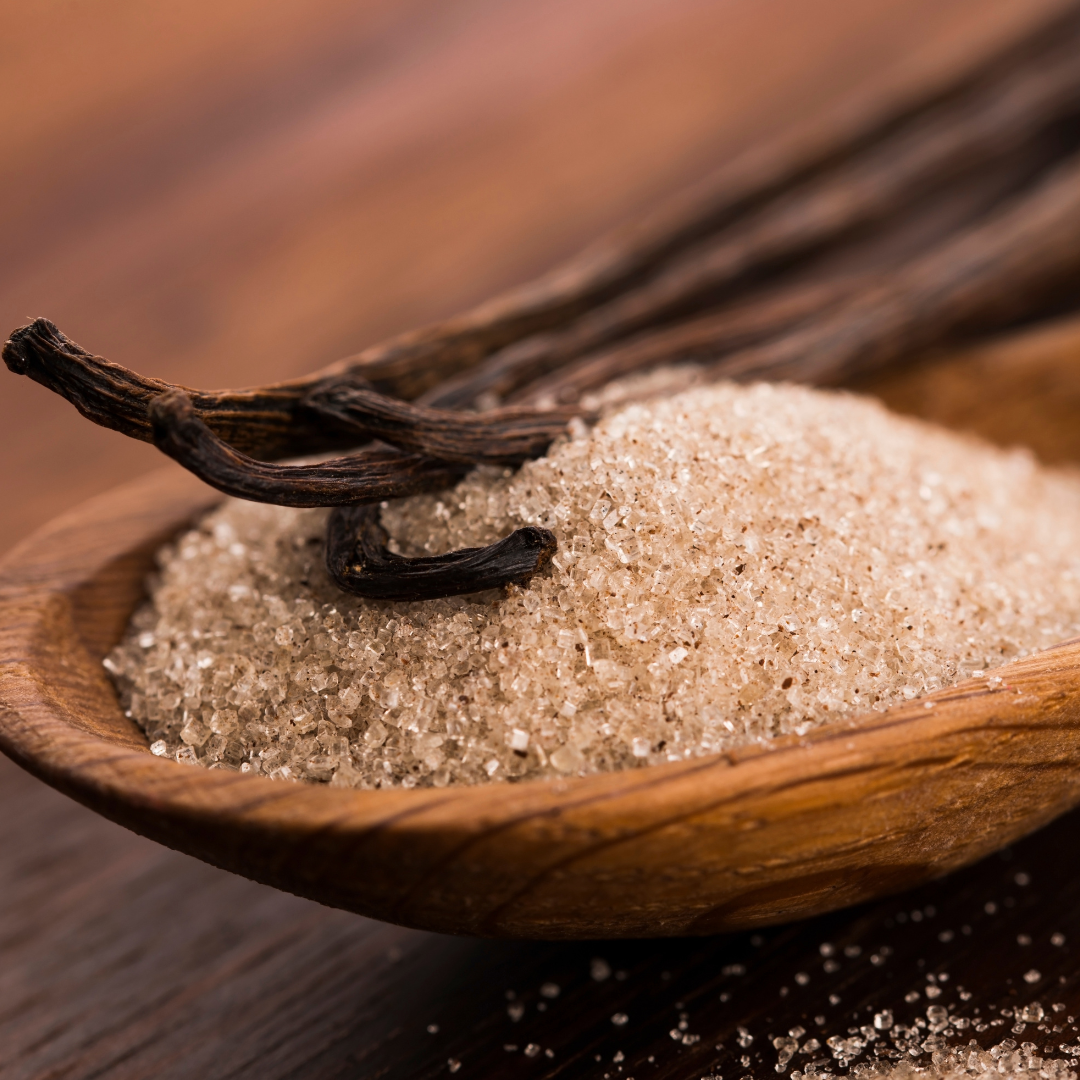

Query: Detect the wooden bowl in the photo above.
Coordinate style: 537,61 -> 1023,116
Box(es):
4,320 -> 1080,940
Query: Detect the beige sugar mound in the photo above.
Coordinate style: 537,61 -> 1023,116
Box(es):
105,381 -> 1080,788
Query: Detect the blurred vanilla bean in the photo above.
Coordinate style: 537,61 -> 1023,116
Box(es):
424,11 -> 1080,408
513,149 -> 1080,406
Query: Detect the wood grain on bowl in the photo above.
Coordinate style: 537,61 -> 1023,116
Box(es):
5,315 -> 1080,939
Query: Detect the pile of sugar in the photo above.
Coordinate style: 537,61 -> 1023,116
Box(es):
105,381 -> 1080,788
815,1042 -> 1074,1080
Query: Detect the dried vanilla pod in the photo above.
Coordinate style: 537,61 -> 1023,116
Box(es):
512,279 -> 861,406
702,148 -> 1080,388
426,14 -> 1080,408
301,378 -> 582,465
1,318 -> 359,458
2,319 -> 578,462
325,503 -> 557,601
147,390 -> 467,508
511,144 -> 1080,405
426,127 -> 1072,409
509,151 -> 1047,406
243,0 -> 1080,405
3,324 -> 573,598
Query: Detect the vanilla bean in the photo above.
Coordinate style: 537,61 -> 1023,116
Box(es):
302,380 -> 581,465
1,319 -> 361,459
2,320 -> 575,463
697,150 -> 1080,387
427,156 -> 1040,409
512,278 -> 859,406
325,504 -> 557,601
427,36 -> 1080,409
495,172 -> 1018,408
288,3 -> 1080,402
511,142 -> 1080,408
148,390 -> 466,507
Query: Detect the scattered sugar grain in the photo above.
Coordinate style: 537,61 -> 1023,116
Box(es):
106,381 -> 1080,789
789,1041 -> 1076,1080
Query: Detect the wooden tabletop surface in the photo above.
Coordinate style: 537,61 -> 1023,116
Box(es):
4,1 -> 1080,1076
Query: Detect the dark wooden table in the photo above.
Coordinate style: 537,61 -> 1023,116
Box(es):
4,1 -> 1080,1076
6,748 -> 1080,1079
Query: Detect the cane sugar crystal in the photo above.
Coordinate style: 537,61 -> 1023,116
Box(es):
106,381 -> 1080,788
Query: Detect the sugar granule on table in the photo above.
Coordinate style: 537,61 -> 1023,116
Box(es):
105,380 -> 1080,788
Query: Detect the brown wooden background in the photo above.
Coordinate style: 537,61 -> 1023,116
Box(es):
4,1 -> 1080,1077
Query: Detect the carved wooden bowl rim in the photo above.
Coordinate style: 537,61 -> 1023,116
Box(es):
2,464 -> 1079,939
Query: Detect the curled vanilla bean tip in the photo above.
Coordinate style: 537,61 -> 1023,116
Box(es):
326,503 -> 557,601
2,317 -> 67,376
1,321 -> 38,374
148,388 -> 467,507
2,318 -> 385,458
2,318 -> 163,441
